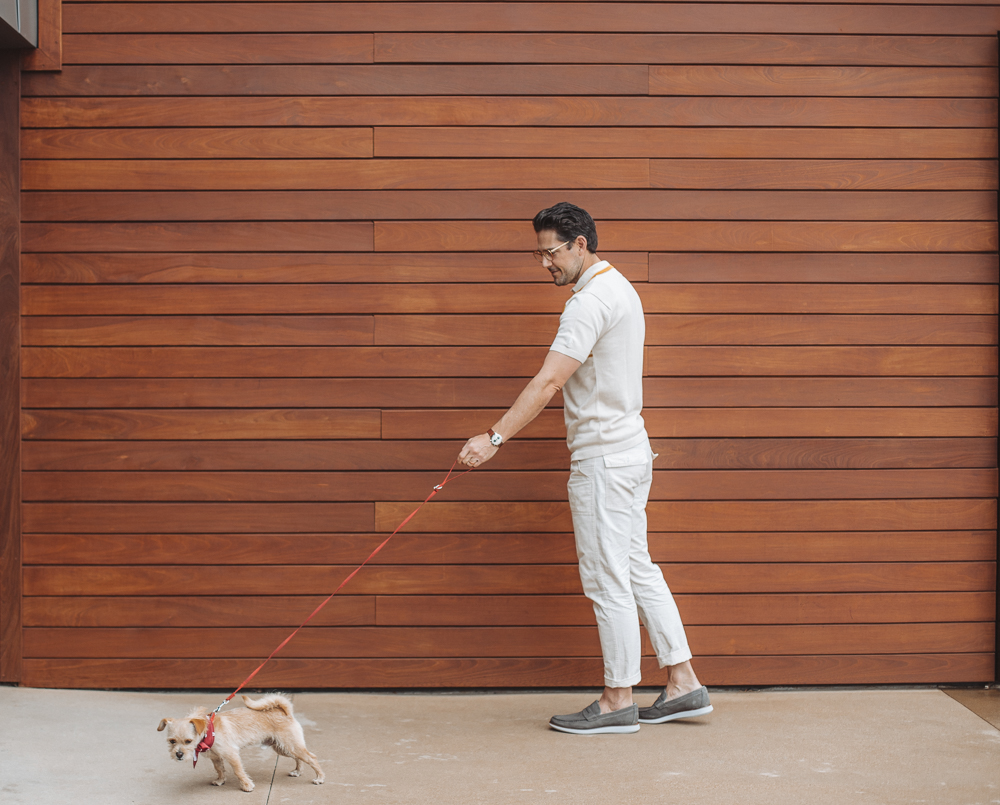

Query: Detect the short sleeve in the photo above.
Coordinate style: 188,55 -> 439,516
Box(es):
550,292 -> 609,363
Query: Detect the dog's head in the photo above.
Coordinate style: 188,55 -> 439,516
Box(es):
157,715 -> 209,762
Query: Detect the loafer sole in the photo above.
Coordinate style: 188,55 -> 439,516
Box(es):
549,722 -> 641,735
638,703 -> 713,724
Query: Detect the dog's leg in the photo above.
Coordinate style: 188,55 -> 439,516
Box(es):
294,749 -> 324,785
220,750 -> 254,793
209,753 -> 227,787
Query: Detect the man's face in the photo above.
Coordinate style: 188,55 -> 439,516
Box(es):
537,230 -> 585,286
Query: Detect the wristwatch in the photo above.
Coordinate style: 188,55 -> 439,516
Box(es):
487,429 -> 503,447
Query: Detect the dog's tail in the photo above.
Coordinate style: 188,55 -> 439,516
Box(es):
242,693 -> 294,716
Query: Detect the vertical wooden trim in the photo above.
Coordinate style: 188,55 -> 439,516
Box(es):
21,0 -> 61,72
995,31 -> 1000,685
0,52 -> 21,683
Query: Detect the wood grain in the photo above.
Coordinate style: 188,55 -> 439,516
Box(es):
21,159 -> 650,192
379,592 -> 998,627
374,499 -> 997,533
21,189 -> 996,223
21,96 -> 996,128
0,54 -> 21,683
23,64 -> 649,96
376,126 -> 998,159
382,407 -> 997,439
374,33 -> 998,66
21,530 -> 997,566
649,66 -> 997,97
20,654 -> 996,688
374,221 -> 998,253
19,252 -> 645,284
22,561 -> 996,596
648,253 -> 999,284
21,128 -> 375,159
20,438 -> 995,472
22,409 -> 383,440
63,33 -> 374,64
22,623 -> 992,658
21,592 -> 996,628
59,4 -> 1000,36
21,468 -> 997,503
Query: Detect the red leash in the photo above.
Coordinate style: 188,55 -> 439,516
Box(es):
204,460 -> 474,731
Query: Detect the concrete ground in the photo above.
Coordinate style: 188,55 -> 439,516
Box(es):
2,686 -> 998,805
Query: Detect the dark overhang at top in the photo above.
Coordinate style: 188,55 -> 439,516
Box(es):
0,0 -> 36,49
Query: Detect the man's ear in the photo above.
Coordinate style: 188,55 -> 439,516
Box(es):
190,717 -> 208,736
157,718 -> 170,732
574,235 -> 588,252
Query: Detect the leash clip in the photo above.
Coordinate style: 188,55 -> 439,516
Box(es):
433,484 -> 443,490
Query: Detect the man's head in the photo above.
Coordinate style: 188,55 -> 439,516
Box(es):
532,202 -> 600,286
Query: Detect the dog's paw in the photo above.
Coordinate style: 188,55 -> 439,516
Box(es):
289,769 -> 301,777
313,778 -> 325,785
240,781 -> 255,793
211,779 -> 225,787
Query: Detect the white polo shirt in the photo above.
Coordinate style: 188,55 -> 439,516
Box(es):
549,260 -> 647,460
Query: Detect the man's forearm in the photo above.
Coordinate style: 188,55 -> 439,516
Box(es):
491,373 -> 562,442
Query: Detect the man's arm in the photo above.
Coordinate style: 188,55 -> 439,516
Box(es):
458,350 -> 582,467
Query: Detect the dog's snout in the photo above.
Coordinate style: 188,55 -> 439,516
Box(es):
175,751 -> 185,760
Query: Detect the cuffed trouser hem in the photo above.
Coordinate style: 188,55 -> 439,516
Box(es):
605,672 -> 643,689
657,648 -> 694,668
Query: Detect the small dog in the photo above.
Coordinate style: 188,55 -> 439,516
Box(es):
158,694 -> 324,792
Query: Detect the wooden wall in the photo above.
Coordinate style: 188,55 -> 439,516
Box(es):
12,1 -> 999,688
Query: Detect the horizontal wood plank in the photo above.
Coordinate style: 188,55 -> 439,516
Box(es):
19,377 -> 996,408
20,653 -> 997,688
19,252 -> 646,284
21,409 -> 385,440
374,33 -> 998,66
376,126 -> 998,159
21,283 -> 996,316
374,221 -> 998,253
20,438 -> 997,472
375,498 -> 998,533
383,407 -> 998,438
23,65 -> 649,97
20,345 -> 996,378
648,66 -> 996,97
21,159 -> 651,192
22,592 -> 997,628
648,253 -> 999,284
60,4 -> 1000,36
63,33 -> 376,64
21,127 -> 375,160
21,468 -> 998,503
380,592 -> 998,626
22,561 -> 997,596
21,190 -> 997,223
22,530 -> 997,566
22,503 -> 376,534
22,623 -> 993,658
21,96 -> 997,128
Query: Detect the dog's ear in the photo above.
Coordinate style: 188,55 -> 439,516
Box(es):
157,718 -> 170,732
190,717 -> 208,737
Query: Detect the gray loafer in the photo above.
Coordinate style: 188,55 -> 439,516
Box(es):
549,701 -> 640,735
638,686 -> 713,724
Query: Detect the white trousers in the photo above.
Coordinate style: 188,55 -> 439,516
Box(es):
568,442 -> 693,688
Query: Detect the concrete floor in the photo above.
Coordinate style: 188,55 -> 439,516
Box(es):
2,687 -> 998,805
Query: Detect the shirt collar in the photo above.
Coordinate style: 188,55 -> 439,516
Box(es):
572,260 -> 610,293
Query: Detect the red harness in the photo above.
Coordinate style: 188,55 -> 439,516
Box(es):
193,714 -> 216,768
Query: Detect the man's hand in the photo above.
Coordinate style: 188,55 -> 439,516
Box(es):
458,434 -> 499,468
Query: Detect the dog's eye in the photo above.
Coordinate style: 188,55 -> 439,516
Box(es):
168,740 -> 175,745
184,739 -> 192,744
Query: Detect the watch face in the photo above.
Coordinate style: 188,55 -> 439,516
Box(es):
490,434 -> 502,446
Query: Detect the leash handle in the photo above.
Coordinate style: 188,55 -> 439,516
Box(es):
212,460 -> 474,714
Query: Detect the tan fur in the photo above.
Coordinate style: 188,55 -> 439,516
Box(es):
158,694 -> 324,792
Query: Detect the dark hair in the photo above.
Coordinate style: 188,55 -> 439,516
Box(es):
532,202 -> 598,253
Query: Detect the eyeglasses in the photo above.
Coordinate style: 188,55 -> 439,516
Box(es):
532,241 -> 570,263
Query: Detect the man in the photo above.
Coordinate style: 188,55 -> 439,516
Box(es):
458,202 -> 712,735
